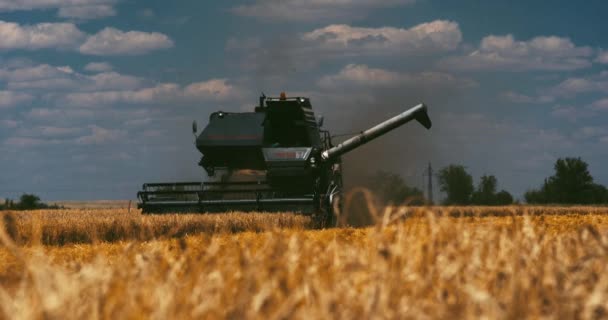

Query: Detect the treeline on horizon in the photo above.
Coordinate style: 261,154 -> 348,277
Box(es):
369,157 -> 608,206
2,158 -> 607,211
0,194 -> 61,211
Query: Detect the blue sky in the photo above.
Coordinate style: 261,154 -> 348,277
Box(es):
1,0 -> 608,200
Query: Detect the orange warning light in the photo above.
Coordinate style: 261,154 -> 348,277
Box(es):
280,92 -> 287,100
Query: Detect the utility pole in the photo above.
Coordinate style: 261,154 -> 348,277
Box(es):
425,162 -> 434,205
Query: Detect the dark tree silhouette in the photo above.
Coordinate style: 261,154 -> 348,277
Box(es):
18,194 -> 42,210
471,175 -> 514,205
525,157 -> 608,204
471,175 -> 497,205
495,190 -> 514,205
367,171 -> 424,205
438,165 -> 474,205
0,194 -> 60,211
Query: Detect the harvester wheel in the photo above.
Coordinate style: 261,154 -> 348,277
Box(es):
313,194 -> 339,229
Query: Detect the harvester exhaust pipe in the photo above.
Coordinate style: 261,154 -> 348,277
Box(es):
321,103 -> 432,161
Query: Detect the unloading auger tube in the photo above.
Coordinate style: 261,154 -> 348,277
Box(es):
321,103 -> 432,161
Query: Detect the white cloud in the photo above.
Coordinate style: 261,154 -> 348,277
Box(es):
63,83 -> 180,106
505,72 -> 608,104
26,107 -> 95,121
76,125 -> 125,144
0,90 -> 33,108
0,119 -> 19,128
502,91 -> 554,104
0,0 -> 113,11
4,137 -> 48,147
0,21 -> 171,55
591,98 -> 608,111
79,27 -> 174,55
137,8 -> 155,19
318,64 -> 477,89
573,126 -> 608,139
302,20 -> 461,56
551,105 -> 578,120
0,0 -> 117,20
0,64 -> 144,91
0,20 -> 85,50
228,20 -> 461,74
440,34 -> 593,71
232,0 -> 416,21
548,76 -> 608,98
57,4 -> 116,19
16,125 -> 84,138
184,79 -> 235,100
0,64 -> 72,81
63,79 -> 236,107
551,104 -> 599,121
596,50 -> 608,64
84,62 -> 113,72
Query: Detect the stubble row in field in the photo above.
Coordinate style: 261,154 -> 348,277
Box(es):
3,205 -> 608,246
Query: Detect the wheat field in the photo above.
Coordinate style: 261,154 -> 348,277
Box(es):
2,205 -> 608,319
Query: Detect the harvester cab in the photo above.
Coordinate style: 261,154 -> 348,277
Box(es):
137,93 -> 432,227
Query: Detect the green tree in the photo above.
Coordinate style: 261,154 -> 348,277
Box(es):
495,190 -> 514,205
18,194 -> 42,210
438,165 -> 474,205
551,158 -> 594,203
526,157 -> 608,204
471,175 -> 498,205
367,171 -> 424,205
471,175 -> 514,205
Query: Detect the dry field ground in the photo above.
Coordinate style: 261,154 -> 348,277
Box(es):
2,205 -> 608,319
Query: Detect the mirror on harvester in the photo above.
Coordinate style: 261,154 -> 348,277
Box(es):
192,121 -> 198,134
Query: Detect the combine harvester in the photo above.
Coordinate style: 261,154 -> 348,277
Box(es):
137,93 -> 432,227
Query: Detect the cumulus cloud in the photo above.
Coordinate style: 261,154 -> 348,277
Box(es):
318,64 -> 477,89
0,119 -> 19,128
0,20 -> 86,50
0,21 -> 172,55
440,34 -> 593,71
26,107 -> 95,122
0,63 -> 144,91
573,126 -> 608,140
302,20 -> 461,56
84,62 -> 113,72
0,0 -> 118,20
62,79 -> 236,107
232,0 -> 416,21
16,125 -> 84,139
0,64 -> 73,81
76,125 -> 126,145
183,79 -> 235,100
79,27 -> 174,55
230,20 -> 463,74
5,123 -> 126,147
548,76 -> 608,98
591,98 -> 608,111
57,4 -> 116,19
4,137 -> 49,147
0,90 -> 33,108
0,0 -> 112,11
595,50 -> 608,64
502,91 -> 554,104
63,83 -> 180,106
